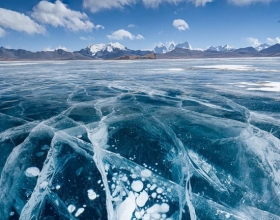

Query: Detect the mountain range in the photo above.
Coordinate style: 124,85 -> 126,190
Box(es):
0,42 -> 280,61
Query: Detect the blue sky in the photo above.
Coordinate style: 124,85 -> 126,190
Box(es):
0,0 -> 279,51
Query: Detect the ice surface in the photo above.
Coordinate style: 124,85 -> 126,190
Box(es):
1,58 -> 280,219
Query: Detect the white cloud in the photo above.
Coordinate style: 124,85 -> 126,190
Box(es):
173,19 -> 189,31
190,0 -> 213,6
80,36 -> 95,41
0,27 -> 6,37
246,37 -> 261,47
95,24 -> 105,30
107,29 -> 144,40
0,8 -> 45,35
83,0 -> 212,12
267,37 -> 280,45
142,0 -> 212,8
228,0 -> 273,6
136,34 -> 145,39
32,1 -> 94,32
128,24 -> 136,28
43,45 -> 71,52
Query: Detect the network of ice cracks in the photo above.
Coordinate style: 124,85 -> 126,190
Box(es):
1,86 -> 280,220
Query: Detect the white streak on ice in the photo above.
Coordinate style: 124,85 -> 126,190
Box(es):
74,208 -> 85,217
194,65 -> 255,71
117,192 -> 136,220
141,169 -> 152,178
186,175 -> 197,220
39,181 -> 48,190
87,119 -> 115,220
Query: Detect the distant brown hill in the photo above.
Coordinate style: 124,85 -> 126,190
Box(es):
113,54 -> 156,60
0,47 -> 91,60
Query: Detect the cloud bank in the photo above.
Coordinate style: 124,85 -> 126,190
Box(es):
0,27 -> 6,37
107,29 -> 144,40
246,37 -> 261,47
31,1 -> 94,32
228,0 -> 274,6
43,45 -> 71,52
267,37 -> 280,44
0,8 -> 45,35
190,0 -> 213,6
173,19 -> 189,30
80,36 -> 95,41
95,24 -> 105,30
128,24 -> 136,28
83,0 -> 212,13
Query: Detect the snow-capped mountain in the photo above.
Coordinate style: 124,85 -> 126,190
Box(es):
207,44 -> 235,52
176,42 -> 192,50
154,43 -> 168,54
79,42 -> 153,59
153,42 -> 192,54
255,43 -> 270,51
87,42 -> 127,56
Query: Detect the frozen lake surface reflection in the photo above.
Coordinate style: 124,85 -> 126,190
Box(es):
1,58 -> 280,220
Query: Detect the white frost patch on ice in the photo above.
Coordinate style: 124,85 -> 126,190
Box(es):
141,169 -> 152,178
194,65 -> 254,71
117,192 -> 136,220
167,68 -> 185,71
152,192 -> 157,198
216,209 -> 232,219
136,190 -> 149,207
246,82 -> 280,92
87,189 -> 97,200
239,82 -> 259,86
25,167 -> 40,177
75,208 -> 85,217
161,203 -> 170,213
226,213 -> 231,218
150,184 -> 157,190
146,204 -> 161,214
152,213 -> 161,219
67,204 -> 76,213
156,187 -> 163,194
121,176 -> 128,181
143,214 -> 151,220
131,180 -> 144,192
135,211 -> 142,219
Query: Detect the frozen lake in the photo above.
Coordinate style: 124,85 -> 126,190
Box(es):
1,58 -> 280,220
